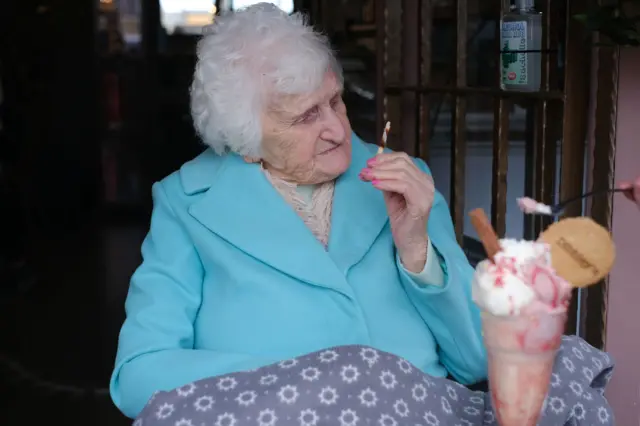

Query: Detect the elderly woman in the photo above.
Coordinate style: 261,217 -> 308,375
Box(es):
111,4 -> 615,425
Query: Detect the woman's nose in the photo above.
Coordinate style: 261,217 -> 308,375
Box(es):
321,110 -> 346,142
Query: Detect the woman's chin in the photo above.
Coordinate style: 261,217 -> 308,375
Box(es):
318,145 -> 351,177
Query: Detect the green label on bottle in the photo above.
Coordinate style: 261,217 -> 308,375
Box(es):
501,21 -> 528,85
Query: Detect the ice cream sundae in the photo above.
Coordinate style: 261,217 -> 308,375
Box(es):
468,209 -> 614,426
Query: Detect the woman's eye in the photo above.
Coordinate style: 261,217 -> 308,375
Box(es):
299,107 -> 319,123
330,96 -> 342,109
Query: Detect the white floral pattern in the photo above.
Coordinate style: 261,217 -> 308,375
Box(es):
396,359 -> 413,374
298,409 -> 319,426
411,383 -> 428,402
235,390 -> 257,407
340,365 -> 360,384
214,412 -> 237,426
318,350 -> 339,363
176,383 -> 197,397
339,409 -> 359,426
358,388 -> 378,407
276,385 -> 299,405
572,402 -> 586,420
392,399 -> 409,417
379,370 -> 397,390
194,395 -> 215,412
360,348 -> 379,368
136,336 -> 614,426
278,359 -> 299,369
318,386 -> 339,405
259,374 -> 278,386
155,402 -> 174,419
378,413 -> 397,426
217,377 -> 237,392
300,367 -> 321,382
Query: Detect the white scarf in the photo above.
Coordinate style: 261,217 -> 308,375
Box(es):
262,169 -> 335,249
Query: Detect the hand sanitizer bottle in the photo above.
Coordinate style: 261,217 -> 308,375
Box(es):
500,0 -> 542,92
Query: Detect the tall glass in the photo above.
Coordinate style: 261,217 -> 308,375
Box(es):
482,310 -> 566,426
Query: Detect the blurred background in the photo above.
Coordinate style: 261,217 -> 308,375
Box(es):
1,0 -> 638,424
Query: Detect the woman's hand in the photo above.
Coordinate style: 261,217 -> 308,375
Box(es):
359,152 -> 435,273
620,177 -> 640,209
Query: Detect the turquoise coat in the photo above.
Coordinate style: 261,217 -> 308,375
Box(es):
110,133 -> 487,418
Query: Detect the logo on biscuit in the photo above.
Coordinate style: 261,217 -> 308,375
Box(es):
557,237 -> 599,277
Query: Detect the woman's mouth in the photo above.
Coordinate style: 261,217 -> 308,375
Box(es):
318,144 -> 340,155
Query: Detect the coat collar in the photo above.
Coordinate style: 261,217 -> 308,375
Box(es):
181,134 -> 388,297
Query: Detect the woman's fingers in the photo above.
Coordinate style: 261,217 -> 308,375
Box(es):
371,151 -> 414,166
360,166 -> 422,187
371,175 -> 432,213
361,152 -> 435,214
364,154 -> 423,181
371,178 -> 413,197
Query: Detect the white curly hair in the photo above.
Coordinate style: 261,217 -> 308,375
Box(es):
190,3 -> 343,157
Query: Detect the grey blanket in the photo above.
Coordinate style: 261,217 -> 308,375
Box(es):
134,335 -> 614,425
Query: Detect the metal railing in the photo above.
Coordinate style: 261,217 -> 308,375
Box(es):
375,0 -> 616,344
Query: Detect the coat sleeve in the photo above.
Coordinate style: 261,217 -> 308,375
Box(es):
399,239 -> 445,286
397,159 -> 487,385
109,182 -> 275,419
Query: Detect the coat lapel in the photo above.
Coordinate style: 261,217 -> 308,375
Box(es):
328,135 -> 389,273
180,134 -> 389,296
183,151 -> 352,297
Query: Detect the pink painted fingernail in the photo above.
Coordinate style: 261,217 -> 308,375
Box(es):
372,179 -> 380,186
367,158 -> 376,167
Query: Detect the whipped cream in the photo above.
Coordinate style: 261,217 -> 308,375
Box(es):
473,239 -> 572,316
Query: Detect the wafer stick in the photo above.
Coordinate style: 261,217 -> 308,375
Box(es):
469,208 -> 501,262
377,121 -> 391,154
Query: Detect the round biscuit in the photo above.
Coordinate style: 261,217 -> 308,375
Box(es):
539,217 -> 615,288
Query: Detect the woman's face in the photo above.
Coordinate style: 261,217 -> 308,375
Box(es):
257,71 -> 352,185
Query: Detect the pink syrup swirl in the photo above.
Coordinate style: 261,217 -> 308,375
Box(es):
481,243 -> 572,352
487,248 -> 572,316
